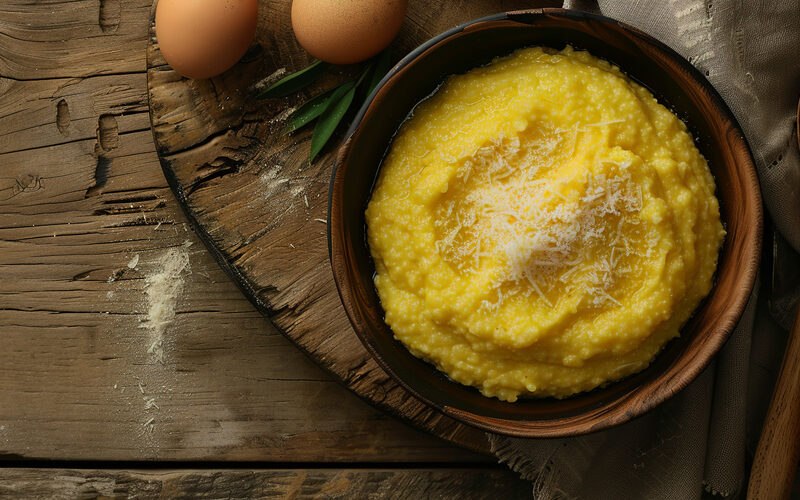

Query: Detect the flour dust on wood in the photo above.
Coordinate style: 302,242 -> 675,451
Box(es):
140,241 -> 192,363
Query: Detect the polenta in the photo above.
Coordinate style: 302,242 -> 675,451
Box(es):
365,46 -> 725,401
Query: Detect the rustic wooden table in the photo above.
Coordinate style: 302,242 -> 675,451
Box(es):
0,0 -> 531,497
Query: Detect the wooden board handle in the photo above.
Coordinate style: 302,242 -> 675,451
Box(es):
748,305 -> 800,499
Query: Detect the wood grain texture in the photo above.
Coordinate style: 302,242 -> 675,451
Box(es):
0,0 -> 490,463
147,0 -> 558,453
0,467 -> 530,499
748,305 -> 800,500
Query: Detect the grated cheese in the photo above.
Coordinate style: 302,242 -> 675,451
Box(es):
434,122 -> 644,310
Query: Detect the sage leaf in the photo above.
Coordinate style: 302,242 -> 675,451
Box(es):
283,81 -> 354,134
358,62 -> 374,90
257,60 -> 329,99
309,83 -> 357,162
307,66 -> 373,162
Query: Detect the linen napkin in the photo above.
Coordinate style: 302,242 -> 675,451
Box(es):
489,1 -> 800,498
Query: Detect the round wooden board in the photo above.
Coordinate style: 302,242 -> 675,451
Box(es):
146,0 -> 557,454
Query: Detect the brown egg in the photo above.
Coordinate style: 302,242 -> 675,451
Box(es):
291,0 -> 407,65
155,0 -> 258,79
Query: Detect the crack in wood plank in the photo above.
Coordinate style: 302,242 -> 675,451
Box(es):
84,156 -> 111,198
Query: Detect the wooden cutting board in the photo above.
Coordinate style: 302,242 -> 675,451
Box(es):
146,0 -> 557,454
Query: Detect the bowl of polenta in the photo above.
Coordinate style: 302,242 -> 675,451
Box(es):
328,8 -> 762,437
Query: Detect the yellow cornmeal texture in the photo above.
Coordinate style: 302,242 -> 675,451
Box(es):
365,46 -> 725,401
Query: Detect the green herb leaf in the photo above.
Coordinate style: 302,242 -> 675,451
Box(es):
366,48 -> 393,96
355,63 -> 373,91
309,83 -> 357,162
257,60 -> 329,99
283,83 -> 347,134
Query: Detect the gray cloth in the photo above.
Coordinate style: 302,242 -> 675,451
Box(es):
489,1 -> 800,498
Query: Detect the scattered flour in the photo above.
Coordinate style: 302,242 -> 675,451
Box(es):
140,242 -> 192,363
102,233 -> 191,453
270,106 -> 296,124
253,67 -> 287,90
260,165 -> 306,213
143,417 -> 155,433
127,254 -> 139,269
260,165 -> 289,196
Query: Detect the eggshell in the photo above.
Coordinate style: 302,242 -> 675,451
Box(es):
291,0 -> 407,65
156,0 -> 258,79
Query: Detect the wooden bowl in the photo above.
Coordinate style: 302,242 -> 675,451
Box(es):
328,8 -> 762,437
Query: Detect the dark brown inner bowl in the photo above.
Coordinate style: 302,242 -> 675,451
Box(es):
329,8 -> 762,437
